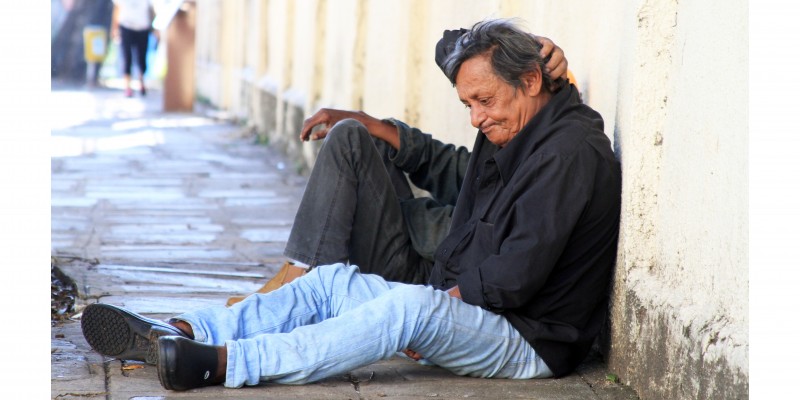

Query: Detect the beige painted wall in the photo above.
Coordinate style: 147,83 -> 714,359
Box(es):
193,1 -> 748,398
603,0 -> 748,398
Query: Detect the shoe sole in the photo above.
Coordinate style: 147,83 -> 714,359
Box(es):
81,304 -> 177,365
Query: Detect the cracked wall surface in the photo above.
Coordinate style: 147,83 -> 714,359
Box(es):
608,0 -> 748,398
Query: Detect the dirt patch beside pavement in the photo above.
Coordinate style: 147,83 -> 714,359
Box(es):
51,258 -> 79,326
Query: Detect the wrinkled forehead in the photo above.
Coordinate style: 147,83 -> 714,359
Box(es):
455,56 -> 510,99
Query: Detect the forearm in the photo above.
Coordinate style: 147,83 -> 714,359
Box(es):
359,113 -> 399,150
300,108 -> 399,150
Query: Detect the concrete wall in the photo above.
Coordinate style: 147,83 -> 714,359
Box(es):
193,1 -> 748,398
608,1 -> 749,398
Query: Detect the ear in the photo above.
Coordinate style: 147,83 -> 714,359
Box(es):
521,68 -> 543,97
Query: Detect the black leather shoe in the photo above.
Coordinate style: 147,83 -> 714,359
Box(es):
157,336 -> 223,391
81,303 -> 189,365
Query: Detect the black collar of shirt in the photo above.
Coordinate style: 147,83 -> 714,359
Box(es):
487,84 -> 581,185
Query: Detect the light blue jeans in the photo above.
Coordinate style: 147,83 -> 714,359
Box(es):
175,263 -> 553,388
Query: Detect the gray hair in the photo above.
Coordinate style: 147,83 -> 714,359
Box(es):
442,19 -> 555,93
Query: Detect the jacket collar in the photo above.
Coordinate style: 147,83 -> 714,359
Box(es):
488,84 -> 580,185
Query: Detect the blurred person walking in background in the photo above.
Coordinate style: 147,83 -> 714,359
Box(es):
111,0 -> 157,97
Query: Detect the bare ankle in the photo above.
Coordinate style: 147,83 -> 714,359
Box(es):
216,345 -> 227,383
282,264 -> 309,284
169,320 -> 195,339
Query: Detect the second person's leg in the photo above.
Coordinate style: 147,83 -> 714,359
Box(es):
133,29 -> 150,95
119,26 -> 134,96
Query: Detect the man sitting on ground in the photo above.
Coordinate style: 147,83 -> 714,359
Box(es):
81,18 -> 621,391
225,28 -> 571,305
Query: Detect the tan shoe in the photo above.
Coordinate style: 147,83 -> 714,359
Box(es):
226,261 -> 308,306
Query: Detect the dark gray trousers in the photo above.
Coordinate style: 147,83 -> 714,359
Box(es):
284,119 -> 433,284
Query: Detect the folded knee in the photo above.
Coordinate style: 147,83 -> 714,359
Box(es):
324,119 -> 370,146
384,285 -> 440,313
333,118 -> 367,131
307,263 -> 359,284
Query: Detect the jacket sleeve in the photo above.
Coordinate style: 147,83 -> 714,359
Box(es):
457,151 -> 591,311
384,118 -> 471,207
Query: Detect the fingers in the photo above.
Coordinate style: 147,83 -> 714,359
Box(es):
300,108 -> 363,141
300,110 -> 329,141
310,126 -> 329,141
534,35 -> 569,81
548,49 -> 569,81
536,35 -> 555,60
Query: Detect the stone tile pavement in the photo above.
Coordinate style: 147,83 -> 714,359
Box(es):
50,84 -> 639,399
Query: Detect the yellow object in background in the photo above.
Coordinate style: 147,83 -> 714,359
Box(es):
567,69 -> 577,86
83,25 -> 107,63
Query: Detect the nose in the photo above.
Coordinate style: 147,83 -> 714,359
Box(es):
470,105 -> 486,129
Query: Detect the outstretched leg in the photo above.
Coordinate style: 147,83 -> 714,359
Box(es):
175,264 -> 398,344
182,268 -> 553,387
154,264 -> 552,389
192,265 -> 552,387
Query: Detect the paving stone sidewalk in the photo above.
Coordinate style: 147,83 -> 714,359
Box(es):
50,83 -> 639,400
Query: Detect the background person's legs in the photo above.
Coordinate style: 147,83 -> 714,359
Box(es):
284,119 -> 431,284
119,26 -> 134,96
132,29 -> 150,95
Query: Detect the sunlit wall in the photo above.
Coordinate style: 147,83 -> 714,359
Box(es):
192,1 -> 749,398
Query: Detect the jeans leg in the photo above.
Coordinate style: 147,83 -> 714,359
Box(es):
196,268 -> 552,387
173,264 -> 397,344
284,119 -> 430,283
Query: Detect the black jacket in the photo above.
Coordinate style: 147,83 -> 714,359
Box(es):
426,84 -> 621,377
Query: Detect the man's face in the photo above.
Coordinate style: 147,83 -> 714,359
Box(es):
455,54 -> 543,148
